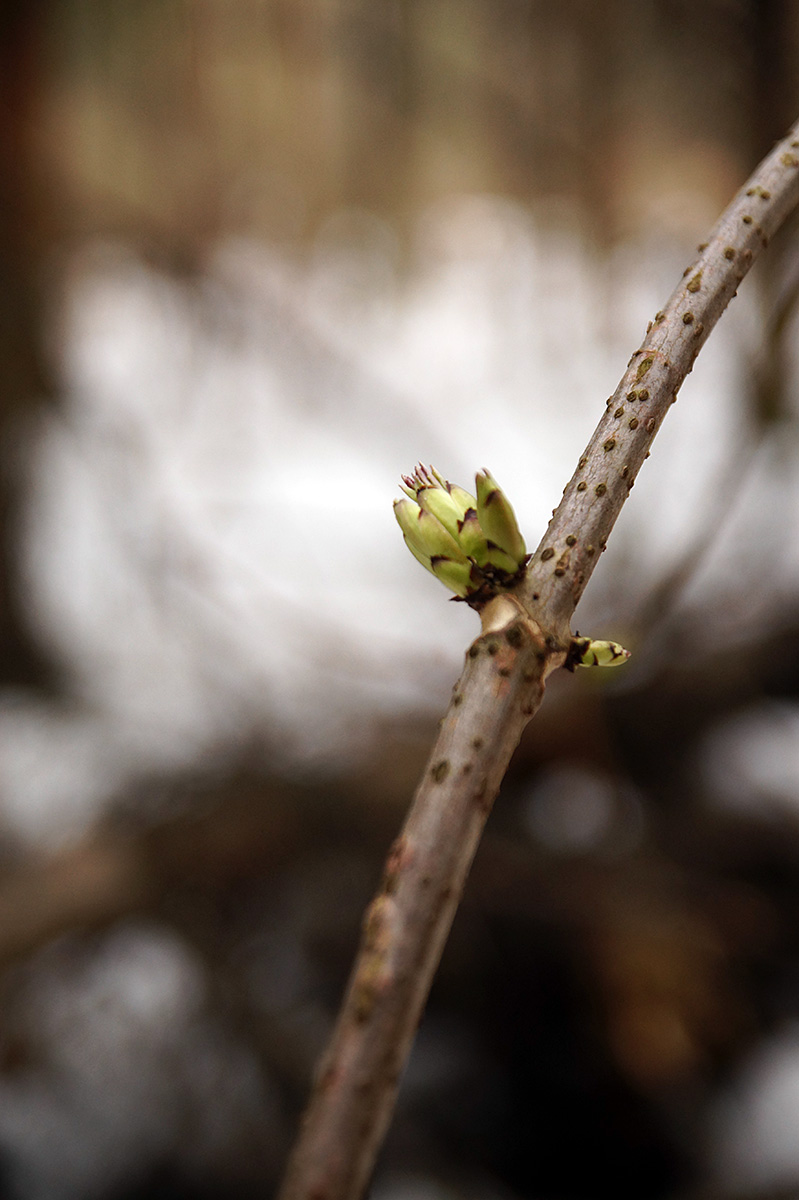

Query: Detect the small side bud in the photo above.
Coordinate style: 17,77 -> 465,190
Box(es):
565,636 -> 631,671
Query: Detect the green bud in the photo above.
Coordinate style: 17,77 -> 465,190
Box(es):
417,508 -> 468,562
402,466 -> 476,541
402,531 -> 434,573
456,507 -> 487,562
570,636 -> 631,668
393,497 -> 424,544
429,556 -> 476,598
449,482 -> 479,517
393,497 -> 468,564
475,470 -> 527,566
396,464 -> 529,601
401,464 -> 439,496
482,543 -> 523,574
417,484 -> 471,539
428,466 -> 477,512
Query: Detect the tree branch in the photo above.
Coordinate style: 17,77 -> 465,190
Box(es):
523,124 -> 799,628
277,120 -> 799,1200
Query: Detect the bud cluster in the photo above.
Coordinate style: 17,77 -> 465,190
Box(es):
393,464 -> 528,602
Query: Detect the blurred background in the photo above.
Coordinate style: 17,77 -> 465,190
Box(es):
1,2 -> 799,1197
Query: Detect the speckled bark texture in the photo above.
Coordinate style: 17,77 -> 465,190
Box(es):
522,122 -> 799,628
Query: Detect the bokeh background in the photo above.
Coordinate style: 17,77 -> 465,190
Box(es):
2,2 -> 799,1197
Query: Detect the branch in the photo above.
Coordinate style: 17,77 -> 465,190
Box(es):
522,124 -> 799,628
277,120 -> 799,1200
